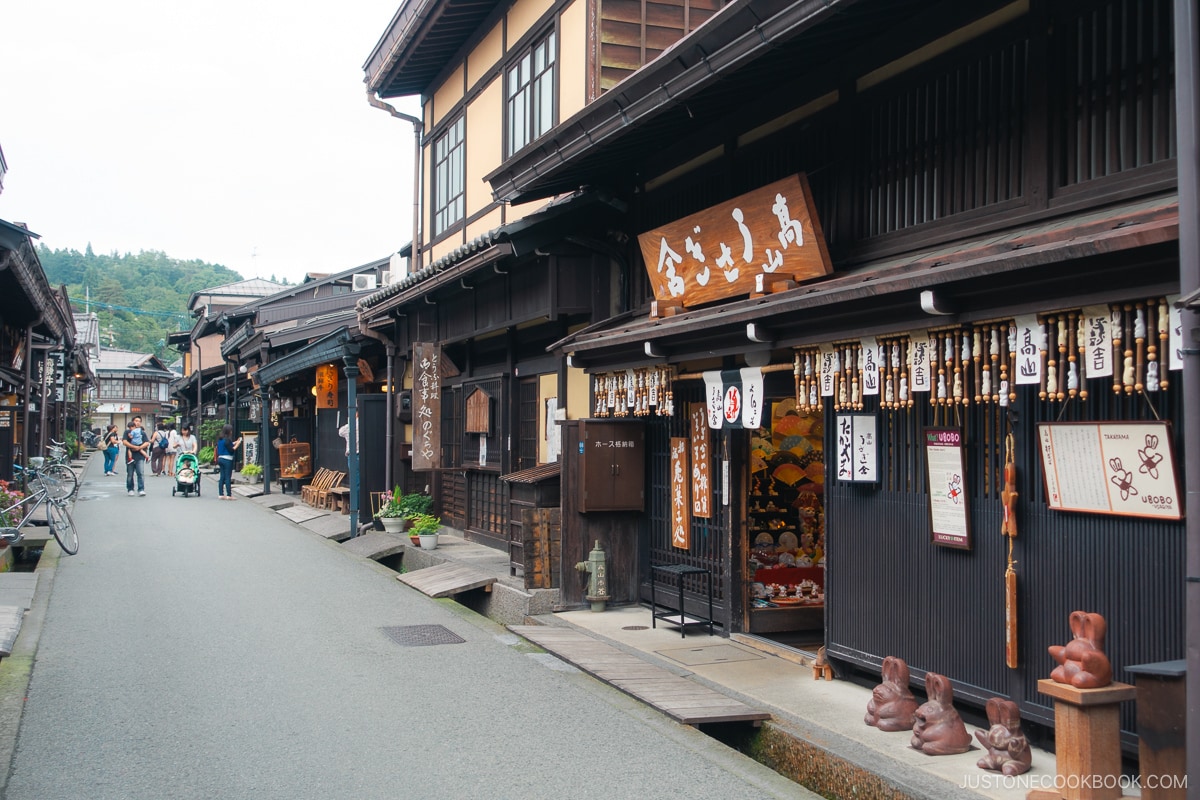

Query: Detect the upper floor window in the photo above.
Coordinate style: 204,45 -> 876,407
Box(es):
506,30 -> 556,156
433,115 -> 465,236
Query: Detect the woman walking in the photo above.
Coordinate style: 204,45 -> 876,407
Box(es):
102,424 -> 120,475
216,424 -> 242,500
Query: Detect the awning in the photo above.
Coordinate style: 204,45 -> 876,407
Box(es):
255,328 -> 352,386
556,195 -> 1180,367
267,311 -> 359,349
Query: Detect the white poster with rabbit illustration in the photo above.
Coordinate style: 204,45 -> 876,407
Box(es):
1037,422 -> 1182,520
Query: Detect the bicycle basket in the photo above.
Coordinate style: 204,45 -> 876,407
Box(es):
48,445 -> 67,461
34,471 -> 71,501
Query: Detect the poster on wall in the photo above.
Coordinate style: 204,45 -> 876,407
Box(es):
1037,421 -> 1182,520
689,404 -> 711,518
412,342 -> 442,471
670,437 -> 690,549
924,428 -> 971,549
836,413 -> 877,483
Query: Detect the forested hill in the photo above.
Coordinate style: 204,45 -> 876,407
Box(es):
37,245 -> 253,361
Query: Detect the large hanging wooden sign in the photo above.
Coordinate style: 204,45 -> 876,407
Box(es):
637,173 -> 832,310
1037,421 -> 1182,520
412,342 -> 442,471
315,364 -> 338,410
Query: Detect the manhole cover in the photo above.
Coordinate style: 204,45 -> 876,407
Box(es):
622,625 -> 649,631
380,625 -> 466,647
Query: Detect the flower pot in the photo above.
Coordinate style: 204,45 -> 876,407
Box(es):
379,517 -> 406,534
409,535 -> 421,547
418,532 -> 439,550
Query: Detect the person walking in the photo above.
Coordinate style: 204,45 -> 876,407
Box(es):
165,423 -> 181,477
102,424 -> 120,475
149,422 -> 169,477
124,416 -> 149,496
216,424 -> 242,500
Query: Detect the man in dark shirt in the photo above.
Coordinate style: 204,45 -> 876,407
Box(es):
123,416 -> 149,496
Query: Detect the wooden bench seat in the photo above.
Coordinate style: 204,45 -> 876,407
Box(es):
301,468 -> 335,506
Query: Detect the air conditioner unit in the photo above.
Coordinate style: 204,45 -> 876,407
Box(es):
389,252 -> 410,281
381,270 -> 401,286
351,273 -> 377,291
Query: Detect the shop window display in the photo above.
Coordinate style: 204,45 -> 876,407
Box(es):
747,399 -> 826,643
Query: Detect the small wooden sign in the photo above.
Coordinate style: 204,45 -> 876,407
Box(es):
315,364 -> 338,410
670,437 -> 690,549
689,404 -> 711,518
1037,421 -> 1182,520
412,342 -> 442,471
836,413 -> 878,483
636,173 -> 832,309
465,387 -> 491,434
925,427 -> 970,549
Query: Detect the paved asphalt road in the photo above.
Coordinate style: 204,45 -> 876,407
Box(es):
0,460 -> 807,800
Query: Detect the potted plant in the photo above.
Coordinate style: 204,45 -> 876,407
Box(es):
375,487 -> 409,534
409,512 -> 442,550
240,463 -> 263,483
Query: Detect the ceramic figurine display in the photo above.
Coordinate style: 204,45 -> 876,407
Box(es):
975,698 -> 1032,775
1048,610 -> 1113,689
864,656 -> 918,731
910,672 -> 972,755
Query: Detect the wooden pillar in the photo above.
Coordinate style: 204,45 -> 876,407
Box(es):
1027,679 -> 1136,800
1126,661 -> 1187,800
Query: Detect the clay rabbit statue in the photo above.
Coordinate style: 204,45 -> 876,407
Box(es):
864,656 -> 919,731
910,672 -> 972,755
1048,610 -> 1113,689
975,698 -> 1032,775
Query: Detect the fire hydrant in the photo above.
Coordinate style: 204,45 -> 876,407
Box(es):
575,540 -> 611,613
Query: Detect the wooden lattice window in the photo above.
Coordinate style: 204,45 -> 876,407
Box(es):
596,0 -> 723,93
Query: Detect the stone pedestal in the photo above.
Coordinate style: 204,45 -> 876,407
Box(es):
1027,679 -> 1135,800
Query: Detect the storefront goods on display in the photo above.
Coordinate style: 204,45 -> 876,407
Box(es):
592,366 -> 675,417
864,656 -> 919,732
1048,610 -> 1113,689
788,295 -> 1180,414
910,672 -> 972,756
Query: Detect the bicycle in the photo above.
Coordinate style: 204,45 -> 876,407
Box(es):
42,439 -> 80,500
0,457 -> 79,555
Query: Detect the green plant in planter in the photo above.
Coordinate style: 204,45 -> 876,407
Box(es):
197,445 -> 215,465
408,513 -> 441,537
240,463 -> 263,478
374,488 -> 433,520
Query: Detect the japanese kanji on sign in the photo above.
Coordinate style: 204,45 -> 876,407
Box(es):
412,342 -> 442,471
636,173 -> 832,309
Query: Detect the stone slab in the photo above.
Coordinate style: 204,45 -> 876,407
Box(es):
301,515 -> 352,541
252,494 -> 295,511
233,485 -> 263,498
278,505 -> 325,523
340,532 -> 407,560
0,605 -> 24,657
398,562 -> 496,598
0,573 -> 38,609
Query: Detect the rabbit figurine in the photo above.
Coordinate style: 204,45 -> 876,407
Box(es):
975,698 -> 1032,775
864,656 -> 919,731
1048,610 -> 1113,689
910,672 -> 972,755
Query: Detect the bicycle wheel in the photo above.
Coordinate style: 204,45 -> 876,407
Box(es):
48,502 -> 79,555
39,463 -> 78,502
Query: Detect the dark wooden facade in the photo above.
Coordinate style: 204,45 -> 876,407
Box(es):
540,0 -> 1184,748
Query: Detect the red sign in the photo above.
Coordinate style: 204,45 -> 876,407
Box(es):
723,386 -> 741,425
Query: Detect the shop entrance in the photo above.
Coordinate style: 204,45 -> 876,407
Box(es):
744,398 -> 825,652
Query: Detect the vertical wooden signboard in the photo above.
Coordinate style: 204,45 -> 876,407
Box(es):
315,364 -> 338,410
412,342 -> 442,471
689,404 -> 711,518
670,437 -> 690,549
925,427 -> 970,549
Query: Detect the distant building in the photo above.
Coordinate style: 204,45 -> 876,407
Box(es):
93,348 -> 175,431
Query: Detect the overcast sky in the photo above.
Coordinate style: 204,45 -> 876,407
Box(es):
0,1 -> 421,286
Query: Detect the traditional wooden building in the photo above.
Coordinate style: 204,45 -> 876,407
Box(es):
478,0 -> 1189,751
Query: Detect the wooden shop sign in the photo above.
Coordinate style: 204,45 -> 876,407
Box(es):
412,342 -> 442,471
689,403 -> 711,518
670,437 -> 690,549
1037,421 -> 1182,520
636,173 -> 832,310
315,364 -> 338,410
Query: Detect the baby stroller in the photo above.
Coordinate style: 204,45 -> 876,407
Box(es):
172,453 -> 201,497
